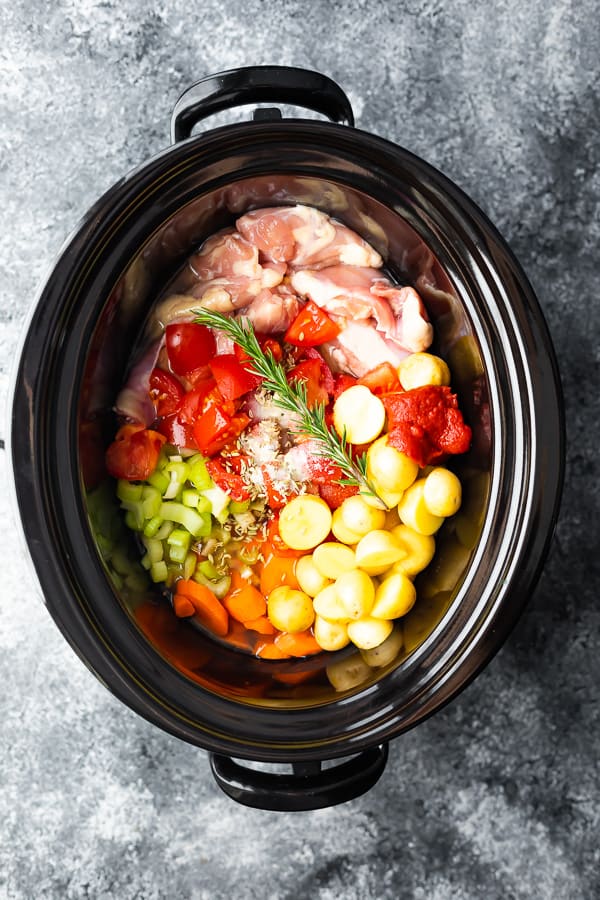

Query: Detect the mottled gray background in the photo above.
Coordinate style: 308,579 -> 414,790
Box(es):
1,1 -> 598,898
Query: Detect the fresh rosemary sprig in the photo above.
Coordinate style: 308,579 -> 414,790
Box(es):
193,308 -> 386,506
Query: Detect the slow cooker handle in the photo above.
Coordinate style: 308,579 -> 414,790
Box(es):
170,66 -> 355,142
209,744 -> 388,811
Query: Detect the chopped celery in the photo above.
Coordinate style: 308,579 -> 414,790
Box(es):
202,486 -> 230,522
147,469 -> 170,494
117,480 -> 143,504
188,454 -> 212,491
155,520 -> 174,541
196,495 -> 211,514
142,485 -> 162,519
140,553 -> 152,571
233,511 -> 256,529
183,552 -> 197,580
150,560 -> 168,583
124,506 -> 144,531
229,499 -> 251,514
167,529 -> 191,564
192,569 -> 231,599
163,469 -> 185,500
142,537 -> 164,564
143,516 -> 162,538
198,559 -> 220,580
239,544 -> 261,565
159,501 -> 211,537
182,489 -> 200,508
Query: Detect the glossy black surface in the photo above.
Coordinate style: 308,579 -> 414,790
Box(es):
171,65 -> 355,142
10,71 -> 564,784
210,745 -> 389,811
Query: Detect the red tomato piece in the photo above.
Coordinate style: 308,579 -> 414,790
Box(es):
261,466 -> 297,510
318,481 -> 359,509
332,373 -> 358,399
149,368 -> 185,417
205,459 -> 251,502
105,424 -> 166,480
382,386 -> 472,466
287,358 -> 329,408
166,323 -> 216,375
357,362 -> 401,395
197,413 -> 251,457
208,354 -> 261,400
234,334 -> 283,363
193,405 -> 233,454
157,414 -> 197,450
284,300 -> 341,347
177,379 -> 219,423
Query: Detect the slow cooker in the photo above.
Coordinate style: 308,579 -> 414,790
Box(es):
9,66 -> 564,810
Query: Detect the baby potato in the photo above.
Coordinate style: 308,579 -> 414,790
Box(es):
360,625 -> 404,667
339,495 -> 386,537
423,467 -> 462,518
331,508 -> 363,545
333,385 -> 386,445
389,524 -> 436,578
295,555 -> 332,597
397,480 -> 444,536
312,542 -> 357,580
370,573 -> 416,619
334,569 -> 376,620
398,352 -> 451,390
366,435 -> 419,493
347,616 -> 394,650
278,495 -> 332,550
312,584 -> 352,623
267,586 -> 315,633
326,653 -> 372,691
313,616 -> 350,652
354,529 -> 405,575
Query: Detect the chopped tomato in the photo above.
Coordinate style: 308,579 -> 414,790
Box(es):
234,333 -> 283,363
284,300 -> 341,347
287,358 -> 330,408
149,368 -> 185,416
357,362 -> 401,395
199,413 -> 250,457
261,465 -> 297,510
177,379 -> 220,423
193,405 -> 234,455
166,322 -> 216,375
318,481 -> 359,509
302,347 -> 335,394
205,458 -> 251,502
332,373 -> 358,399
209,354 -> 261,400
157,414 -> 196,449
105,424 -> 166,480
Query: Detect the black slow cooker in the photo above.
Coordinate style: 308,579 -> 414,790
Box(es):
9,67 -> 564,810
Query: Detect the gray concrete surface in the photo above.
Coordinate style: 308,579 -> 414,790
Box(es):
1,1 -> 598,898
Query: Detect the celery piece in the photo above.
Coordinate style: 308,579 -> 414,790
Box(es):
202,486 -> 230,521
229,499 -> 251,514
182,489 -> 200,509
188,455 -> 212,491
159,501 -> 211,537
198,559 -> 220,580
143,516 -> 162,538
150,560 -> 168,583
142,538 -> 164,564
140,553 -> 152,571
163,469 -> 184,500
165,460 -> 188,481
117,480 -> 143,504
183,552 -> 197,580
168,543 -> 188,565
124,505 -> 145,532
167,528 -> 191,563
196,495 -> 211,514
192,569 -> 231,599
148,469 -> 170,495
239,544 -> 261,565
142,486 -> 162,520
155,520 -> 174,541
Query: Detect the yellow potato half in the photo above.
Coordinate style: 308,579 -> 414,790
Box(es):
347,616 -> 394,650
397,479 -> 444,536
397,352 -> 451,389
370,573 -> 417,619
278,495 -> 333,550
354,529 -> 405,575
267,586 -> 315,633
423,467 -> 462,518
333,385 -> 385,444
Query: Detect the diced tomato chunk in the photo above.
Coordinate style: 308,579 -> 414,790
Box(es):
287,358 -> 330,408
332,373 -> 358,399
165,323 -> 216,375
205,458 -> 251,502
208,354 -> 261,400
149,368 -> 185,417
357,362 -> 401,395
284,300 -> 341,347
318,481 -> 359,509
105,424 -> 166,480
383,386 -> 472,466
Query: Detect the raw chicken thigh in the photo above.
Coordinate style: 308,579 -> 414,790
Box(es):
236,204 -> 383,269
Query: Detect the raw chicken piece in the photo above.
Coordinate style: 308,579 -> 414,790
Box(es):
115,337 -> 163,425
319,321 -> 410,378
187,228 -> 285,311
290,266 -> 397,335
236,205 -> 383,269
374,284 -> 434,353
237,284 -> 302,334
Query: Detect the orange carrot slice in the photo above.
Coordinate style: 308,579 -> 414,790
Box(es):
243,615 -> 277,635
173,594 -> 195,618
259,553 -> 299,596
255,637 -> 291,659
223,573 -> 266,623
176,579 -> 229,637
274,630 -> 322,657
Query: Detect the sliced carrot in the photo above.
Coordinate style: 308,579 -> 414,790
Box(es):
274,630 -> 323,657
243,615 -> 277,635
223,573 -> 267,623
173,594 -> 195,618
175,579 -> 229,637
260,552 -> 299,596
256,637 -> 291,659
